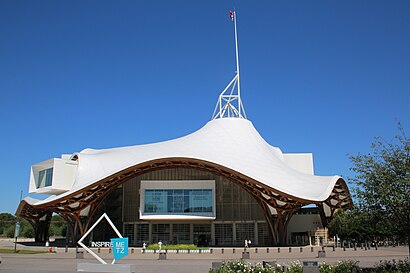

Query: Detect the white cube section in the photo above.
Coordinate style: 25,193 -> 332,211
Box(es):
29,158 -> 78,194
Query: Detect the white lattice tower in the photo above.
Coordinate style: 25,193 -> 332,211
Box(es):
212,10 -> 247,120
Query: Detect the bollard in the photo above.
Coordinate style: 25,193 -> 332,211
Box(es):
159,252 -> 167,260
300,247 -> 303,253
131,248 -> 134,254
154,249 -> 157,254
176,249 -> 179,254
255,248 -> 258,253
210,248 -> 213,254
109,248 -> 111,254
242,251 -> 250,259
267,248 -> 269,253
289,247 -> 292,253
343,246 -> 346,251
65,246 -> 68,253
332,246 -> 335,251
187,249 -> 190,254
318,250 -> 326,258
233,248 -> 235,254
76,251 -> 84,259
199,249 -> 202,254
354,245 -> 357,251
98,247 -> 101,253
221,248 -> 224,254
277,248 -> 280,253
311,247 -> 314,252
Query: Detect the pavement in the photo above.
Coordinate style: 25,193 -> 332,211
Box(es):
0,240 -> 409,273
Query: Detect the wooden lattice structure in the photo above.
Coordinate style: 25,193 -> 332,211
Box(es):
17,157 -> 352,245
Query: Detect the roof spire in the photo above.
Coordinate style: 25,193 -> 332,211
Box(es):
212,10 -> 247,120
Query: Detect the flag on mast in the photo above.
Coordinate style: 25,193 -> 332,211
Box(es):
229,10 -> 234,21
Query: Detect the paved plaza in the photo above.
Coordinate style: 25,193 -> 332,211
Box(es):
0,241 -> 409,273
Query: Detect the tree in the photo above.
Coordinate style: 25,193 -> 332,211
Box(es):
49,215 -> 67,237
349,122 -> 410,256
0,213 -> 17,237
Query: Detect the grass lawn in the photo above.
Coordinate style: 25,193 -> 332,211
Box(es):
147,244 -> 209,250
0,248 -> 51,254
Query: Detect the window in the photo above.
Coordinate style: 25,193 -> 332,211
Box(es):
124,224 -> 135,245
144,189 -> 213,214
215,223 -> 233,245
37,168 -> 53,188
140,180 -> 215,219
135,224 -> 149,245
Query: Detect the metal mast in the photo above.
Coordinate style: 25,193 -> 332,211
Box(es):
212,10 -> 247,120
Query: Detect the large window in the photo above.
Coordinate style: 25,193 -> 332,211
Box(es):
144,189 -> 212,213
37,168 -> 53,188
140,180 -> 215,219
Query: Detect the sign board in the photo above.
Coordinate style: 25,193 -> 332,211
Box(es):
303,261 -> 319,267
77,213 -> 125,265
14,222 -> 20,238
111,238 -> 129,261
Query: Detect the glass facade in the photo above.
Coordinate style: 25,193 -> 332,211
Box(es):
236,223 -> 255,245
144,189 -> 212,214
172,224 -> 190,244
120,168 -> 270,246
37,168 -> 53,188
90,187 -> 123,242
152,224 -> 170,243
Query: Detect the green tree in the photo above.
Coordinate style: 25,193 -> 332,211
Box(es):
328,209 -> 376,243
49,215 -> 67,237
4,225 -> 15,238
21,224 -> 34,238
349,123 -> 410,256
0,213 -> 16,236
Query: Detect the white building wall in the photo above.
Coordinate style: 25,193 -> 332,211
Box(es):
286,213 -> 323,245
29,158 -> 78,194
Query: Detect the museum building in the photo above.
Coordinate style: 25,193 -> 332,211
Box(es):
16,12 -> 352,247
15,111 -> 352,247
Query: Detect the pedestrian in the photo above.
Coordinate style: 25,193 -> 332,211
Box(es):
158,240 -> 162,252
142,242 -> 146,250
244,239 -> 248,248
248,240 -> 252,248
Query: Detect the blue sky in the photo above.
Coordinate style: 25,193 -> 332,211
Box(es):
0,1 -> 409,213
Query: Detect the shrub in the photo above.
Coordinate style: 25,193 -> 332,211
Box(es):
335,260 -> 361,273
319,260 -> 361,273
147,244 -> 208,250
209,260 -> 282,273
319,262 -> 334,273
286,260 -> 303,273
373,259 -> 410,273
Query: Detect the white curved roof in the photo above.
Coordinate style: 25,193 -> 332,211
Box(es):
24,118 -> 342,208
55,118 -> 336,202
